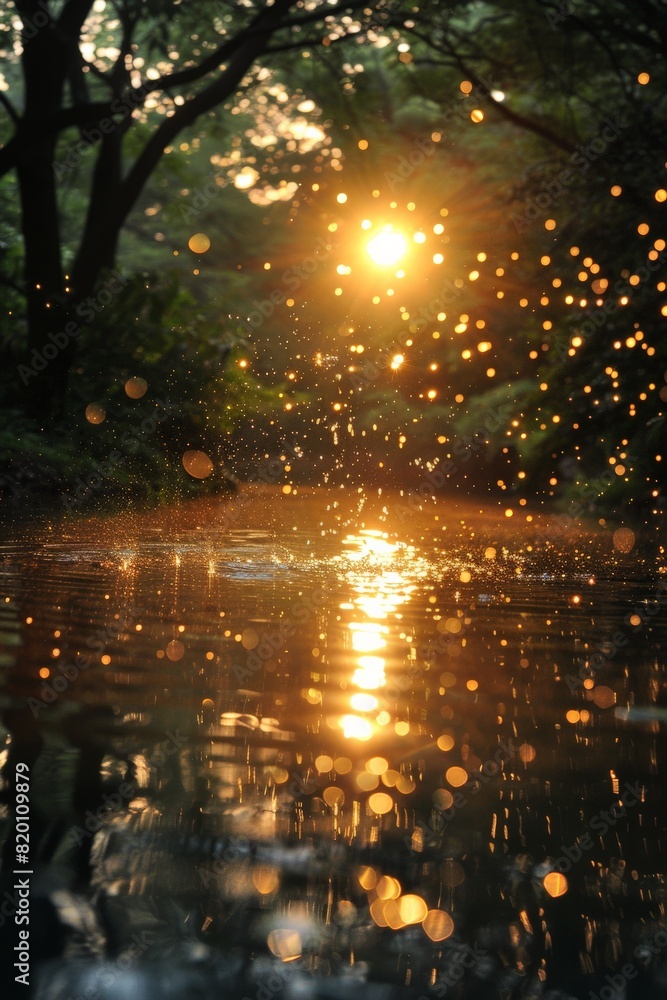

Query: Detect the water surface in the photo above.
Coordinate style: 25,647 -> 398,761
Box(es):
0,488 -> 665,999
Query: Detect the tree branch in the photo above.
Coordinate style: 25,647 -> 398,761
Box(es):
0,92 -> 20,126
126,0 -> 369,102
0,275 -> 26,297
0,0 -> 372,177
401,22 -> 577,154
266,30 -> 361,55
0,102 -> 121,177
70,0 -> 299,289
128,3 -> 293,100
57,0 -> 96,37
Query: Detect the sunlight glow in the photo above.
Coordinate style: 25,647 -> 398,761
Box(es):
341,714 -> 374,740
352,656 -> 386,689
352,631 -> 386,652
366,228 -> 407,266
350,692 -> 379,711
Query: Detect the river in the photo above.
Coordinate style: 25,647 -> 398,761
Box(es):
0,487 -> 665,1000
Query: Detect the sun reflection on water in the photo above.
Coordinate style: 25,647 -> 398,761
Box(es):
332,530 -> 426,744
6,500 -> 662,989
352,655 -> 386,689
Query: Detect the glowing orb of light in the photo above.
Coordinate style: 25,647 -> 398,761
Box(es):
543,872 -> 568,897
85,403 -> 106,424
613,526 -> 635,553
182,450 -> 214,479
368,792 -> 394,815
341,714 -> 373,740
423,909 -> 454,941
124,376 -> 148,399
188,232 -> 210,254
399,894 -> 428,925
267,928 -> 302,962
253,866 -> 280,895
366,228 -> 407,266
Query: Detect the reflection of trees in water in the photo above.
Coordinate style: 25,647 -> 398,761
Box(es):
5,719 -> 662,1000
0,518 -> 665,1000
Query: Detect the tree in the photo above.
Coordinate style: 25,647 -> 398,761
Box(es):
3,0 -> 666,515
378,0 -> 667,513
0,0 -> 394,421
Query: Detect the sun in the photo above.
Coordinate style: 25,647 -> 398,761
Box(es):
366,227 -> 407,267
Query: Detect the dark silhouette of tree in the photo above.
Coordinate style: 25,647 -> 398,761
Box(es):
0,0 -> 389,419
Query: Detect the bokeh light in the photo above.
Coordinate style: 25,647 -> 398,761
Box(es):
182,450 -> 214,479
85,403 -> 106,424
188,232 -> 211,253
124,377 -> 148,399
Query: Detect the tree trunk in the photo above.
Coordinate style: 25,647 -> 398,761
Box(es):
17,139 -> 75,422
70,129 -> 125,296
15,0 -> 298,421
15,7 -> 73,422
